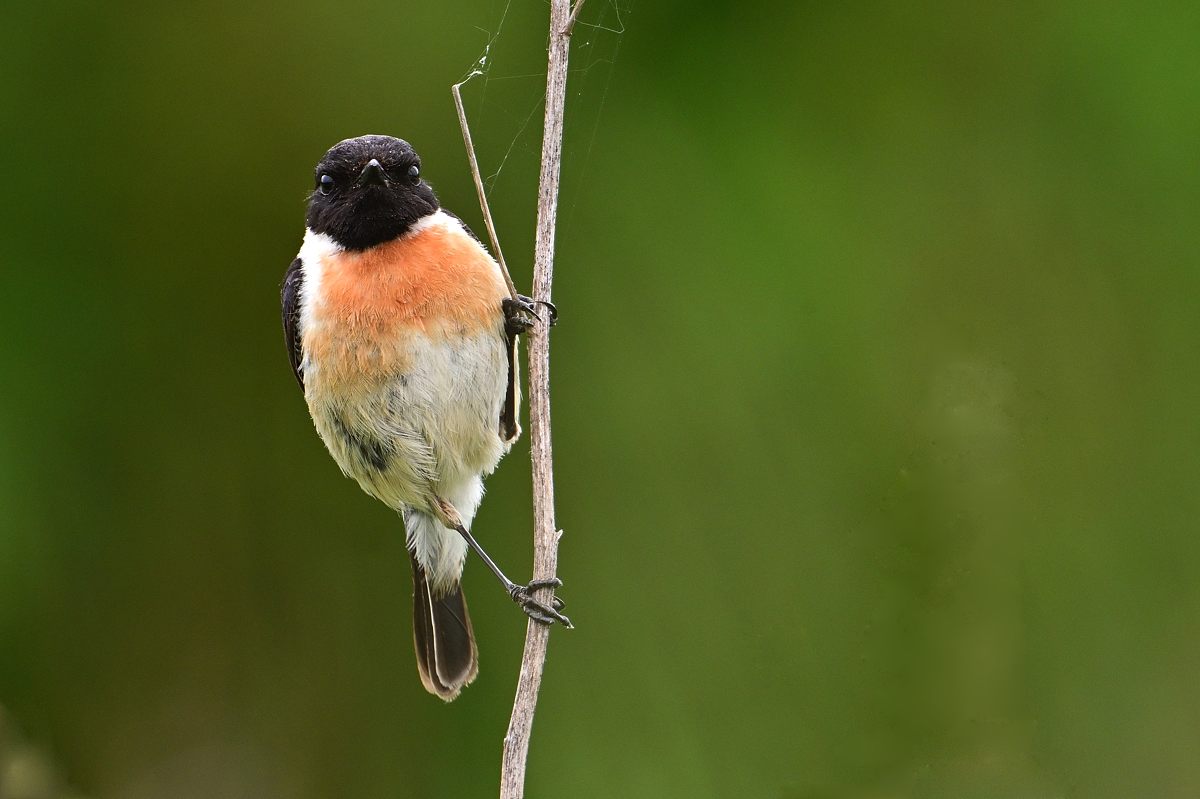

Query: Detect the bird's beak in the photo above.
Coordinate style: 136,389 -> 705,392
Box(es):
358,158 -> 388,187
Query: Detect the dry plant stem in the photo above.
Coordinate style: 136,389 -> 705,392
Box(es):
452,79 -> 519,300
565,0 -> 588,36
498,0 -> 575,796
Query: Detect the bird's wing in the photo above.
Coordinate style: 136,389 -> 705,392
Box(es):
281,256 -> 305,390
500,334 -> 520,443
443,210 -> 522,443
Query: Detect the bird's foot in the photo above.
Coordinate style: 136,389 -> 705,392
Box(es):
509,577 -> 572,628
503,295 -> 558,337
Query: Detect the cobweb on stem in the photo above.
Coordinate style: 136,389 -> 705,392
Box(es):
455,0 -> 631,228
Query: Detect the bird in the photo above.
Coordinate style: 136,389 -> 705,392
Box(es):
281,134 -> 569,702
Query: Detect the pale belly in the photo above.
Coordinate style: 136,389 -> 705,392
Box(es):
304,327 -> 510,513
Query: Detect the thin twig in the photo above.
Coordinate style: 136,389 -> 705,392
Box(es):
565,0 -> 588,36
498,0 -> 575,795
452,76 -> 519,300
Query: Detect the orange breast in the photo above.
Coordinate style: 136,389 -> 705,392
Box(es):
305,222 -> 507,385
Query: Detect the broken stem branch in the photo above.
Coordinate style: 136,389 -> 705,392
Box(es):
565,0 -> 588,36
452,77 -> 519,300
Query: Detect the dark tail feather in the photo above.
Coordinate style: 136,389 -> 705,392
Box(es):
410,551 -> 478,701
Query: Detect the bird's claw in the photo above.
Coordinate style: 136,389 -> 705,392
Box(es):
509,577 -> 572,628
534,299 -> 558,326
503,295 -> 558,336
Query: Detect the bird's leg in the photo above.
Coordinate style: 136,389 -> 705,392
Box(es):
503,294 -> 558,337
433,497 -> 572,628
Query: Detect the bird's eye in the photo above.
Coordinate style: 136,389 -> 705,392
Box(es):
407,164 -> 420,182
319,174 -> 335,195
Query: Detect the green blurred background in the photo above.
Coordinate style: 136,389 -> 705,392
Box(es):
3,1 -> 1200,797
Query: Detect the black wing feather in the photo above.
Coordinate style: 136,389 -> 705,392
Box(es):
281,257 -> 305,390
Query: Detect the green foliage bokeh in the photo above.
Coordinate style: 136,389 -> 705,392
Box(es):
2,1 -> 1199,797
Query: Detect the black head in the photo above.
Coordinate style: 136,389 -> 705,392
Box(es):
306,135 -> 440,250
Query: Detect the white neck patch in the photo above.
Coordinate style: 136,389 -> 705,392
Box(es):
297,229 -> 341,338
406,209 -> 457,238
